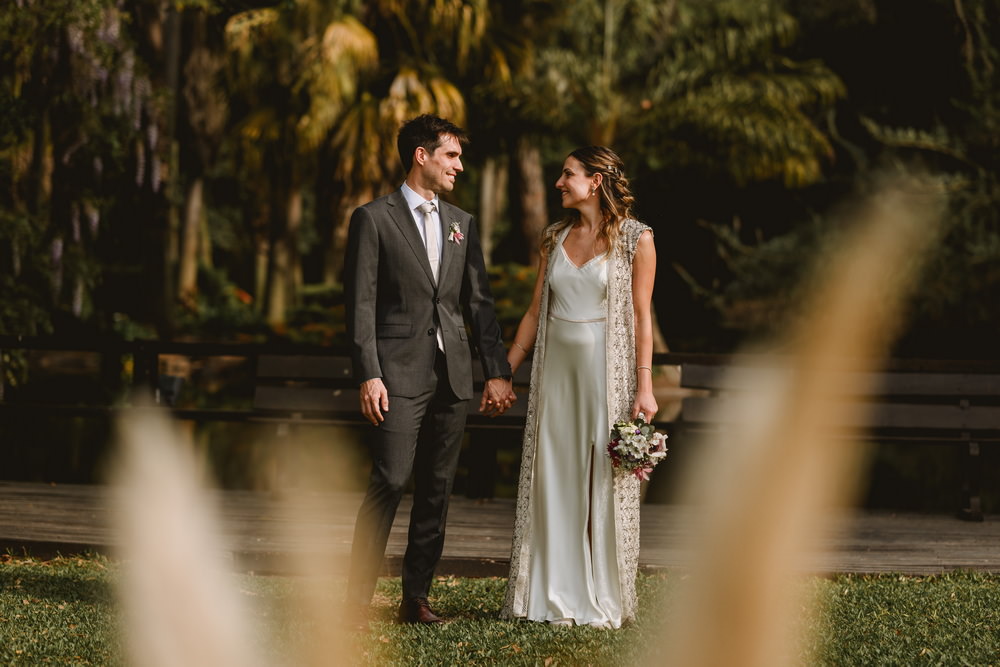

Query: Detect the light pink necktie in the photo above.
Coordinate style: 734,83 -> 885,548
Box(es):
418,201 -> 440,282
418,201 -> 444,351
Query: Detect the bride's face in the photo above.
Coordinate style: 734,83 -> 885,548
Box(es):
555,156 -> 598,210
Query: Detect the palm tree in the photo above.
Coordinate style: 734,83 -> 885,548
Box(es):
462,0 -> 564,266
560,1 -> 844,176
494,0 -> 845,265
224,2 -> 378,325
176,10 -> 229,304
630,1 -> 846,186
316,0 -> 503,283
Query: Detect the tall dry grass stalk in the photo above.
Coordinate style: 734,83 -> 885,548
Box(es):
259,430 -> 363,667
654,174 -> 945,667
110,405 -> 261,667
110,409 -> 364,666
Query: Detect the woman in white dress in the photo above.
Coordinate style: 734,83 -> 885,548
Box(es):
501,146 -> 657,628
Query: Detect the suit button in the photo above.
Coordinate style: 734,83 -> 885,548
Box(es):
434,297 -> 441,304
427,328 -> 435,336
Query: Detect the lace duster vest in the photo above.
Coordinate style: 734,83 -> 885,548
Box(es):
502,218 -> 651,622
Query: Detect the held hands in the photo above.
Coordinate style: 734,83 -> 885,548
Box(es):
480,377 -> 516,417
631,391 -> 658,423
360,377 -> 389,426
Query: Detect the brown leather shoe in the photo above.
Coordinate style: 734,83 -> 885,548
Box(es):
397,598 -> 445,624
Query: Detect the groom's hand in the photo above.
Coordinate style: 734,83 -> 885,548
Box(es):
360,378 -> 389,426
480,377 -> 515,417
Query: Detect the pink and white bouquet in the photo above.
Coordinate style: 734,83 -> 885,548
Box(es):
607,417 -> 668,481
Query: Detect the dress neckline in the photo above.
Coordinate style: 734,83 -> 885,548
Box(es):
559,239 -> 601,270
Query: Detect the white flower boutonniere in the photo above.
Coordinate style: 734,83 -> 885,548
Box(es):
448,221 -> 464,245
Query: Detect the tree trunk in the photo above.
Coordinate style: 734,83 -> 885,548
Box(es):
255,233 -> 269,315
287,184 -> 303,302
161,2 -> 182,333
265,232 -> 289,327
265,180 -> 303,327
317,144 -> 340,287
178,176 -> 203,299
478,155 -> 508,266
513,136 -> 548,267
28,108 -> 51,216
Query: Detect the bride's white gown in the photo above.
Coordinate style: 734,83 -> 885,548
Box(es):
524,240 -> 622,628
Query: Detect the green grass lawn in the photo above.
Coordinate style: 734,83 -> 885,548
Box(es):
1,554 -> 999,665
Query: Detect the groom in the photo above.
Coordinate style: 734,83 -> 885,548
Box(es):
343,114 -> 515,625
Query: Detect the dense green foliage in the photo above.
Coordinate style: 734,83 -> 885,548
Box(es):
2,0 -> 996,513
678,0 -> 1000,356
2,556 -> 1000,664
5,0 -> 995,353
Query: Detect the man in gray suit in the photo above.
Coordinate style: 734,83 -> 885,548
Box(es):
344,115 -> 515,625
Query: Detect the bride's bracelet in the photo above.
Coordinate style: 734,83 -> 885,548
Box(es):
513,341 -> 531,354
637,366 -> 652,373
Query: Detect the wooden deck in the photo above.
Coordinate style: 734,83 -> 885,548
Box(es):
0,481 -> 998,576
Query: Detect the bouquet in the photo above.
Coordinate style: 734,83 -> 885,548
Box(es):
607,416 -> 668,481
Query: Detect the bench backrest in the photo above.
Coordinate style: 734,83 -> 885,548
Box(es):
252,354 -> 532,427
678,362 -> 1000,440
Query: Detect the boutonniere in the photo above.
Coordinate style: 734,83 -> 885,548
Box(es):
448,221 -> 464,244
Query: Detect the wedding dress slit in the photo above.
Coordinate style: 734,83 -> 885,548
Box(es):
523,241 -> 623,628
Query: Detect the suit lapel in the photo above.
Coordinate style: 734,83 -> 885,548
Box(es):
386,189 -> 436,285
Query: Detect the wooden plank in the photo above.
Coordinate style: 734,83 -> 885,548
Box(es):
1,481 -> 999,576
877,372 -> 1000,397
252,386 -> 529,420
681,364 -> 1000,398
253,385 -> 357,412
256,355 -> 354,380
680,396 -> 1000,433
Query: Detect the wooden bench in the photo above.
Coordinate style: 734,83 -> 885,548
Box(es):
250,353 -> 531,498
671,356 -> 1000,521
251,353 -> 531,429
5,338 -> 997,512
0,337 -> 531,496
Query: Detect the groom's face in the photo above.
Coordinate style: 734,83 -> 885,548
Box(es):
416,133 -> 464,194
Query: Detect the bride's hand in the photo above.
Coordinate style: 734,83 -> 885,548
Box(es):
631,392 -> 657,423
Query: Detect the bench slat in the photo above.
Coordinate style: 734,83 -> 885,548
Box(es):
680,396 -> 1000,432
256,355 -> 353,379
253,385 -> 530,419
681,364 -> 1000,397
253,386 -> 356,412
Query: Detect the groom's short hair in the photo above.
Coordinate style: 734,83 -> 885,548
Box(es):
397,115 -> 469,173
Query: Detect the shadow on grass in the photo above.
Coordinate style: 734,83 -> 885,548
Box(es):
0,554 -> 114,606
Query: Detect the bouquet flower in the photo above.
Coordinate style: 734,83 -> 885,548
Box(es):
607,416 -> 668,481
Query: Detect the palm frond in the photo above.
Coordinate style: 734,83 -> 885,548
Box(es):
296,17 -> 379,151
859,116 -> 970,164
224,8 -> 280,57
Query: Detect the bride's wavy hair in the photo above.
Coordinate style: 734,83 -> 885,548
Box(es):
541,146 -> 636,257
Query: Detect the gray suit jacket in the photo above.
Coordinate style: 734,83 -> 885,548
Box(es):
344,188 -> 510,400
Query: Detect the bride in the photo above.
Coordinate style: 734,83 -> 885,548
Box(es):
501,146 -> 657,628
